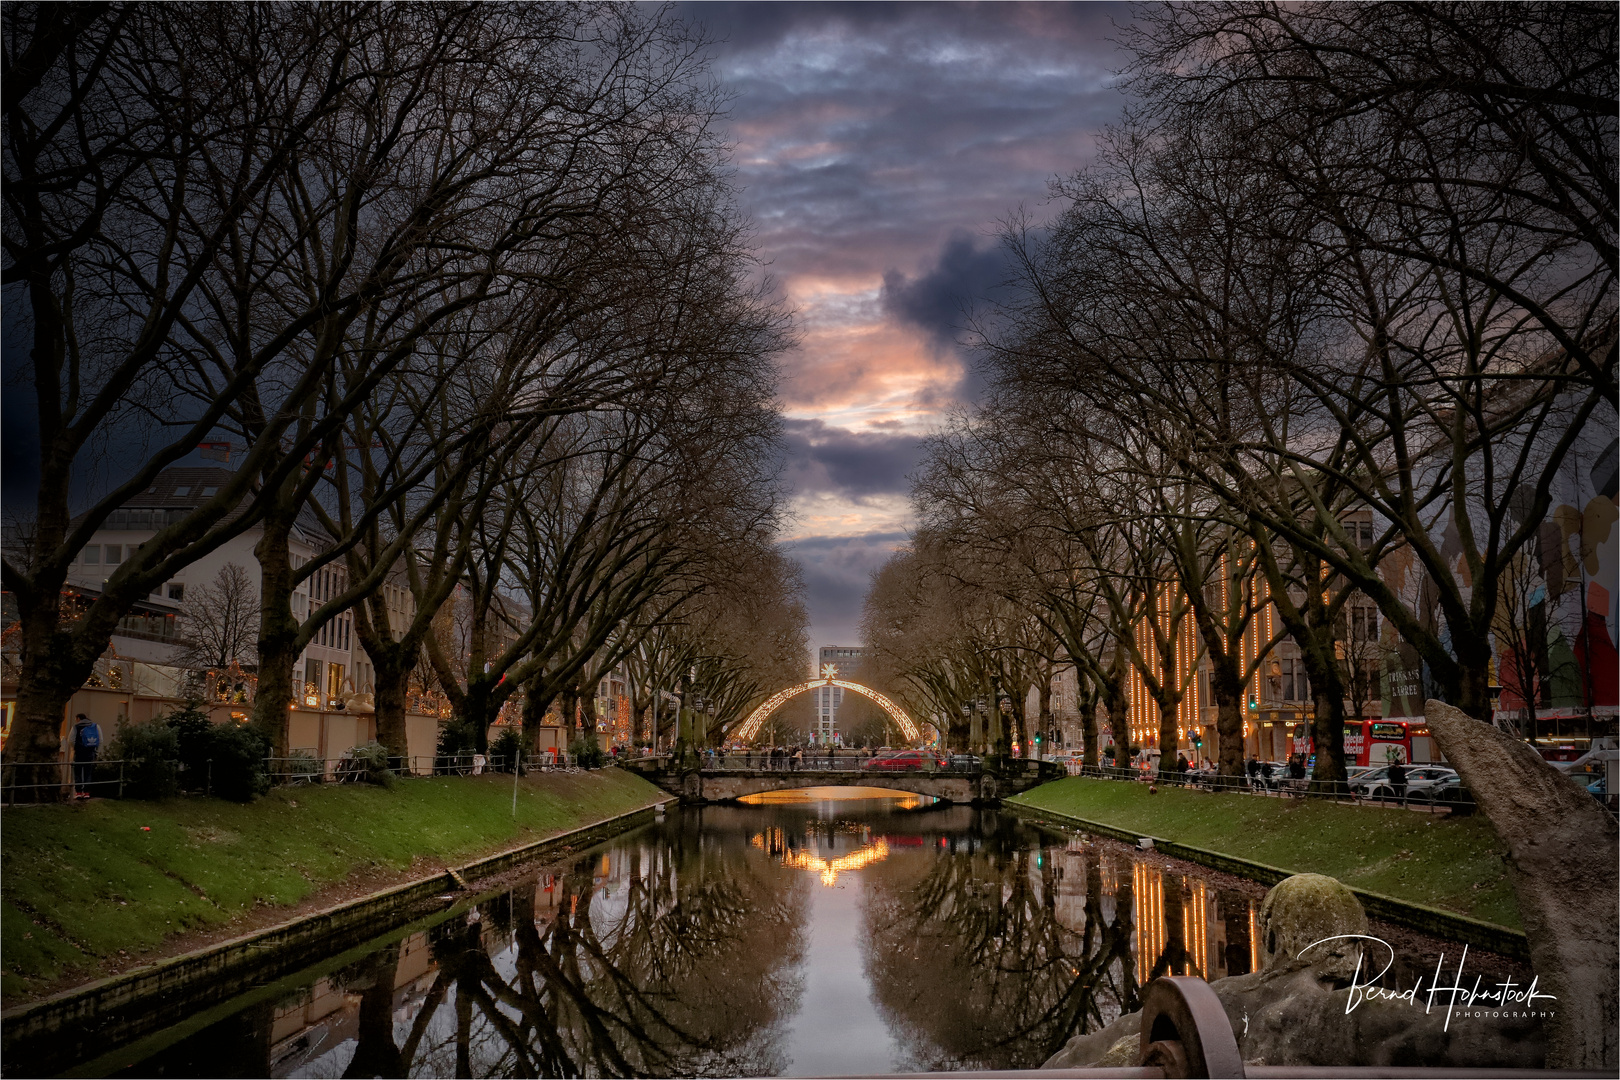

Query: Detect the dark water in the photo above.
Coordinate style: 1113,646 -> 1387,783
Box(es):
68,790 -> 1283,1078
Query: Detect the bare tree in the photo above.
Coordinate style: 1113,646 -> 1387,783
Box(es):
177,563 -> 259,672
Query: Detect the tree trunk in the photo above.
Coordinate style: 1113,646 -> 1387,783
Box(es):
7,646 -> 77,800
521,680 -> 555,747
372,655 -> 411,760
1298,629 -> 1349,791
4,577 -> 118,798
1038,678 -> 1052,757
249,513 -> 298,757
1081,688 -> 1100,769
456,679 -> 494,754
1105,667 -> 1129,755
1210,660 -> 1247,778
559,684 -> 579,743
1156,697 -> 1179,777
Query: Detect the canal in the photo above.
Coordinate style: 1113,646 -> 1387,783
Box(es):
34,788 -> 1514,1078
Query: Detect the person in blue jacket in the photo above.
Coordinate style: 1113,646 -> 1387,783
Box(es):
70,713 -> 101,799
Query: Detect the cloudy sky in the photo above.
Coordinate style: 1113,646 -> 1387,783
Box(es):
679,2 -> 1133,660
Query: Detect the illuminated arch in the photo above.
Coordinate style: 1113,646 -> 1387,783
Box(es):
735,677 -> 918,743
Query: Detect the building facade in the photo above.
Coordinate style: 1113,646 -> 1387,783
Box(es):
814,645 -> 865,745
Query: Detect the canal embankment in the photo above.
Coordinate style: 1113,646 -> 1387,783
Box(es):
1,767 -> 667,1007
1009,776 -> 1525,953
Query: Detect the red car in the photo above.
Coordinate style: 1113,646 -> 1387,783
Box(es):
861,750 -> 945,773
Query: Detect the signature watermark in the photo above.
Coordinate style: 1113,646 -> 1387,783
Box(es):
1300,935 -> 1556,1032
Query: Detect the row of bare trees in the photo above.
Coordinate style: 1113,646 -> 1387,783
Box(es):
866,3 -> 1615,782
2,3 -> 805,782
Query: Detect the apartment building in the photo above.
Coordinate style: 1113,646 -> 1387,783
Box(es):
59,466 -> 412,706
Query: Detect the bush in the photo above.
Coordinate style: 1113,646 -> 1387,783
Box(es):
346,740 -> 394,787
163,701 -> 213,792
204,722 -> 271,802
109,720 -> 181,799
569,737 -> 608,770
436,720 -> 477,758
490,729 -> 525,773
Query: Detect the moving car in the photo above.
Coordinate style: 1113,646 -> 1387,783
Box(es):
861,749 -> 946,773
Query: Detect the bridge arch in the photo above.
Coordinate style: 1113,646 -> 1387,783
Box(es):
735,676 -> 918,742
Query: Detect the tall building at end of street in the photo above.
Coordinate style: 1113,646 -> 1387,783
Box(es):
814,646 -> 865,744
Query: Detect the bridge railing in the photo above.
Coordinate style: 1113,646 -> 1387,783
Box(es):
685,753 -> 983,775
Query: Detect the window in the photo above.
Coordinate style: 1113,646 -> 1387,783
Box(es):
306,658 -> 322,688
174,486 -> 190,497
200,486 -> 217,497
1360,521 -> 1374,545
104,545 -> 122,565
83,545 -> 100,565
327,662 -> 345,698
167,583 -> 184,601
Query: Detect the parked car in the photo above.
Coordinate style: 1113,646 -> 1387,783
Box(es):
1352,765 -> 1458,801
862,749 -> 945,773
945,753 -> 982,772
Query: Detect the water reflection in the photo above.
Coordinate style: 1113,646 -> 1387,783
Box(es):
93,801 -> 1278,1078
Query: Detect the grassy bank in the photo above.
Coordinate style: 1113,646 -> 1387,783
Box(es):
1,768 -> 664,999
1011,777 -> 1518,929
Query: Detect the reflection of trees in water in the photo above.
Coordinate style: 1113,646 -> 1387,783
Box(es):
860,819 -> 1141,1072
339,817 -> 806,1078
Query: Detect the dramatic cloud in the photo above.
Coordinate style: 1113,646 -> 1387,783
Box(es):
674,1 -> 1133,650
881,233 -> 1010,352
782,418 -> 923,500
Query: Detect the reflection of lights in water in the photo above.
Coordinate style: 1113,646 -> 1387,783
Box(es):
1133,862 -> 1165,986
751,832 -> 891,886
1184,880 -> 1209,977
738,786 -> 927,807
1249,902 -> 1260,973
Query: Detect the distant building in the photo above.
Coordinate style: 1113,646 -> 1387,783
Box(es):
814,645 -> 865,744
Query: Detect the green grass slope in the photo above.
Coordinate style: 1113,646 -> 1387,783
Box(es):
1011,777 -> 1517,928
1,768 -> 663,999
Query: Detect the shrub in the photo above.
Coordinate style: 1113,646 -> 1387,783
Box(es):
569,737 -> 608,770
163,700 -> 214,792
347,740 -> 394,787
436,720 -> 477,758
490,729 -> 525,773
108,720 -> 180,799
205,722 -> 271,802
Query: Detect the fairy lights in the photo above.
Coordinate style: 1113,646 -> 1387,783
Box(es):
736,677 -> 918,742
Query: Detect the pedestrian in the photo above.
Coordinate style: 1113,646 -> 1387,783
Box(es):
1288,755 -> 1306,781
744,747 -> 753,769
1388,758 -> 1409,804
793,747 -> 803,771
69,713 -> 101,799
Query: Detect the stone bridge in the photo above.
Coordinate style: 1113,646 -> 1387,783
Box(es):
621,758 -> 1065,805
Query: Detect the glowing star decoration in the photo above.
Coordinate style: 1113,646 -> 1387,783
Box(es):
735,675 -> 917,742
821,663 -> 839,679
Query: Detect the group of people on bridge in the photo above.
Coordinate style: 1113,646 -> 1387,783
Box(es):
699,746 -> 878,771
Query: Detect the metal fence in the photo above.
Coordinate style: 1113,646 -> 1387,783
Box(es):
1,759 -> 133,803
2,749 -> 613,803
1059,762 -> 1479,815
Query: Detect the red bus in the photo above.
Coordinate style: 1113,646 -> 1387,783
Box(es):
1343,719 -> 1442,767
1290,719 -> 1444,767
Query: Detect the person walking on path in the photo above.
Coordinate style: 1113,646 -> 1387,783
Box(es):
1387,758 -> 1409,805
70,713 -> 101,799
